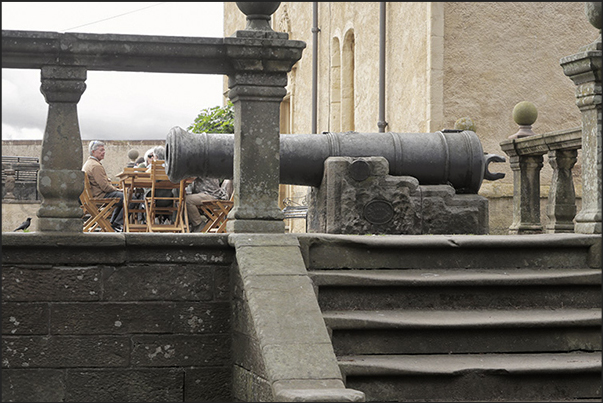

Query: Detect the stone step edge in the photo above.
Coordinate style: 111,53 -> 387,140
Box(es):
322,309 -> 602,329
310,268 -> 601,286
338,352 -> 602,376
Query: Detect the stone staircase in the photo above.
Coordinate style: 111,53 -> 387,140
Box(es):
299,233 -> 602,402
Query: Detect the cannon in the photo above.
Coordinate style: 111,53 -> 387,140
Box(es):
165,126 -> 505,194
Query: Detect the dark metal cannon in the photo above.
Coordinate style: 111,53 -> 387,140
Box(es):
165,126 -> 505,194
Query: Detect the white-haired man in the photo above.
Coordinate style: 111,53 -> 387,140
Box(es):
82,140 -> 124,231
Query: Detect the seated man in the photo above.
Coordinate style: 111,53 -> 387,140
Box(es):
186,177 -> 231,232
82,140 -> 124,231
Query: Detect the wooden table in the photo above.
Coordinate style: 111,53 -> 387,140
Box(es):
116,165 -> 193,233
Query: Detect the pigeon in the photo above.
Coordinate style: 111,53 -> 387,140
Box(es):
14,217 -> 32,232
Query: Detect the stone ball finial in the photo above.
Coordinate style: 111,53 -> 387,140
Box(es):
512,101 -> 538,126
127,149 -> 139,161
585,2 -> 602,30
509,101 -> 538,139
236,2 -> 281,31
454,117 -> 476,132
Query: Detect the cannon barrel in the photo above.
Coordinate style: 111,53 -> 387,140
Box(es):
165,126 -> 505,194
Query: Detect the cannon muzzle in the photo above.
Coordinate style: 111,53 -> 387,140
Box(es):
166,127 -> 505,194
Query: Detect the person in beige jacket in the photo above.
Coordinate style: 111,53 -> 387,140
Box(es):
82,140 -> 124,231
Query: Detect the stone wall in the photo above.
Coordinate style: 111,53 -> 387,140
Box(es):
1,233 -> 234,402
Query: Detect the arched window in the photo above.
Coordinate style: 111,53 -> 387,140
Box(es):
341,29 -> 355,131
330,37 -> 341,132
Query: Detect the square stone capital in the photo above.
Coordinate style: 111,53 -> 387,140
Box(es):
224,36 -> 305,74
40,65 -> 87,103
560,50 -> 602,86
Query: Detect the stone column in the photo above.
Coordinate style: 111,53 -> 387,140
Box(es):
546,149 -> 578,233
37,66 -> 87,232
560,2 -> 601,234
508,154 -> 544,234
225,3 -> 305,233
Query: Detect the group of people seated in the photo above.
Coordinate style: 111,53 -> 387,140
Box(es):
82,140 -> 231,232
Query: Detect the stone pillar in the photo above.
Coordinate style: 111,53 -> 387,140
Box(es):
560,2 -> 601,234
225,3 -> 305,233
508,154 -> 544,234
546,149 -> 578,233
37,66 -> 87,232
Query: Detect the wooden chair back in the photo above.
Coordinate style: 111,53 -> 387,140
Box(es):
80,171 -> 118,232
119,166 -> 151,233
145,160 -> 188,233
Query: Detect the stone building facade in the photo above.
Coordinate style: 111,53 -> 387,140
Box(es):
224,2 -> 594,234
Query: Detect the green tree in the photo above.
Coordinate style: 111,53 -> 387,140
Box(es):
187,100 -> 234,134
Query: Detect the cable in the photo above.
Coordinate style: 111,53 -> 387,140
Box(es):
62,2 -> 167,32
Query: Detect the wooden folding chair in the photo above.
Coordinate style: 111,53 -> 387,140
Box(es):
119,166 -> 151,233
198,193 -> 234,233
80,172 -> 118,232
145,160 -> 189,233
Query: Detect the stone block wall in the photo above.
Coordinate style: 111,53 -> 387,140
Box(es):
1,233 -> 235,402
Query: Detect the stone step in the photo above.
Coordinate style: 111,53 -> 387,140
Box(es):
311,269 -> 602,310
324,309 -> 602,355
311,268 -> 601,287
298,233 -> 601,270
338,352 -> 602,402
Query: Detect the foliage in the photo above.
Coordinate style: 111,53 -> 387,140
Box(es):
187,101 -> 234,134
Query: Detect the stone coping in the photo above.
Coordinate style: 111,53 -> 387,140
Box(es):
2,29 -> 305,74
500,126 -> 582,156
1,232 -> 230,247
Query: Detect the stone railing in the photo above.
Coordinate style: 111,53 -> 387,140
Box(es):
500,121 -> 582,234
1,3 -> 305,234
500,2 -> 601,235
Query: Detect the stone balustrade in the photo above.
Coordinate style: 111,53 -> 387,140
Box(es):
500,125 -> 582,234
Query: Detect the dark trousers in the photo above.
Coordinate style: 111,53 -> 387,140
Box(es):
104,191 -> 124,226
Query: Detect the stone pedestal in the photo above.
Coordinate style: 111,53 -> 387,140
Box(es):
37,66 -> 87,232
307,157 -> 489,235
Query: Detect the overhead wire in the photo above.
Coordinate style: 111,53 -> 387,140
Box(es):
61,2 -> 167,32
